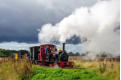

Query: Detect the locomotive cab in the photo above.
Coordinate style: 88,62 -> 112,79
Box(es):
39,44 -> 56,66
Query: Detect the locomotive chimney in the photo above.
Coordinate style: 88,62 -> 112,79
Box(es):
62,43 -> 65,51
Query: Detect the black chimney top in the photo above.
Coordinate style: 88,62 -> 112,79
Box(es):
62,43 -> 65,51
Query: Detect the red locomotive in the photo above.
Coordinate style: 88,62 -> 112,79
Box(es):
30,43 -> 73,68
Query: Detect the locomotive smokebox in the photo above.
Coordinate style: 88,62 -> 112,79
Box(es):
62,43 -> 65,51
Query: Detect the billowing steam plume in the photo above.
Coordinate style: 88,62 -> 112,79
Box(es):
38,0 -> 120,57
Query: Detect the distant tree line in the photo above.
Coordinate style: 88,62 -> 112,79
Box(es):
68,51 -> 116,57
0,48 -> 30,57
96,52 -> 113,58
68,52 -> 80,56
0,48 -> 17,57
0,48 -> 81,57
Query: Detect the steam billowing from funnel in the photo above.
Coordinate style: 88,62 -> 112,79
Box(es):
38,0 -> 120,57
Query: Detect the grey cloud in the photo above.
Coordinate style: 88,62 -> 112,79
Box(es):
0,0 -> 97,43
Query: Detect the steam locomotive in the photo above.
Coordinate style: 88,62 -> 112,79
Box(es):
11,43 -> 73,68
30,43 -> 73,68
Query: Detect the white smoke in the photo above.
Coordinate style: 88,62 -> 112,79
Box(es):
38,0 -> 120,57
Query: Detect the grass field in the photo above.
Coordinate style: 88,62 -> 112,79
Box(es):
28,66 -> 102,80
0,59 -> 32,80
28,59 -> 120,80
0,58 -> 120,80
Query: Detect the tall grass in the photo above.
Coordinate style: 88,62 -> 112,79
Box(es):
70,58 -> 120,80
0,58 -> 32,80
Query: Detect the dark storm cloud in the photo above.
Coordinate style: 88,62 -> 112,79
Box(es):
0,0 -> 97,43
66,35 -> 81,44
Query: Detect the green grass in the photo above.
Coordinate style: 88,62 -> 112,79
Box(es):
27,60 -> 120,80
27,67 -> 104,80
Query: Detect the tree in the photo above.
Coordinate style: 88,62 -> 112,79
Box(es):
0,48 -> 17,57
68,52 -> 80,56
